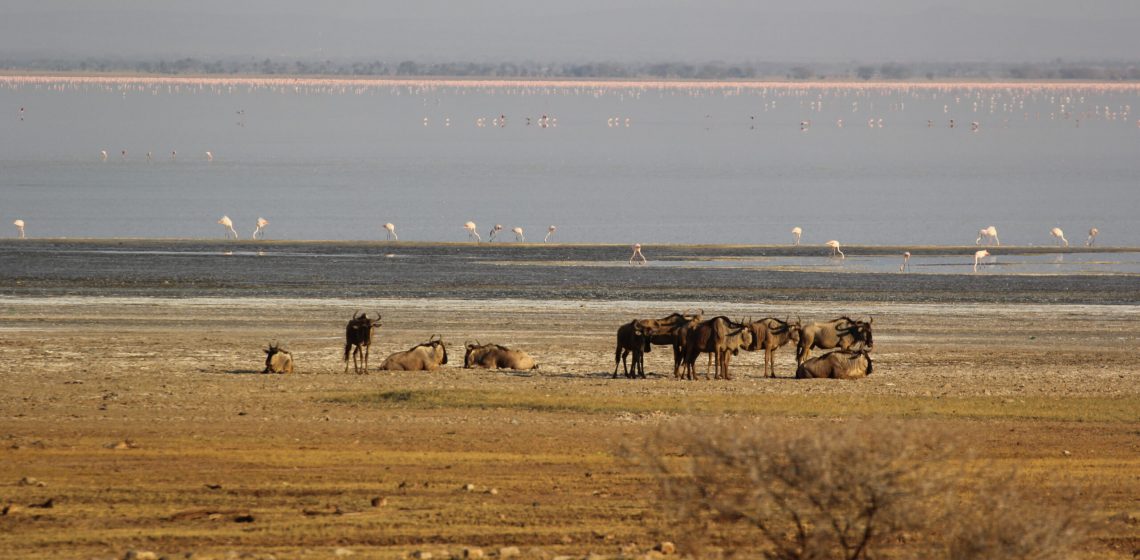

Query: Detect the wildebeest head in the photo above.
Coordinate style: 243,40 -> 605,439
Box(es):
838,317 -> 873,351
426,334 -> 448,365
463,340 -> 482,368
263,341 -> 293,374
632,322 -> 652,353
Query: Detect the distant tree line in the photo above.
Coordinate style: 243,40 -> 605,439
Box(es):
3,56 -> 1139,81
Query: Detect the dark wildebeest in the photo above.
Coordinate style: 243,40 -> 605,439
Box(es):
464,342 -> 539,370
379,335 -> 448,371
612,322 -> 652,378
613,310 -> 703,378
262,342 -> 294,374
343,311 -> 382,373
796,349 -> 873,379
743,317 -> 802,378
796,316 -> 873,364
679,316 -> 752,380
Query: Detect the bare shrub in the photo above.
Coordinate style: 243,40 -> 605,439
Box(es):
628,420 -> 1091,560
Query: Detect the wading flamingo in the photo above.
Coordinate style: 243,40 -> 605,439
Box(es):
1050,227 -> 1068,247
976,226 -> 999,245
13,219 -> 25,239
900,251 -> 911,272
384,222 -> 397,240
218,215 -> 238,239
545,225 -> 556,243
252,218 -> 269,240
464,221 -> 481,242
100,150 -> 108,162
1086,227 -> 1099,247
171,150 -> 177,161
792,226 -> 802,246
512,227 -> 525,242
974,250 -> 990,272
121,149 -> 127,160
826,240 -> 844,259
488,224 -> 503,242
629,243 -> 647,265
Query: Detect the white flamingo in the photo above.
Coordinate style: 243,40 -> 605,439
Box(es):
488,224 -> 503,242
464,221 -> 481,242
976,226 -> 999,246
100,150 -> 108,162
121,149 -> 127,160
13,219 -> 25,239
629,243 -> 647,265
384,222 -> 397,240
512,227 -> 525,242
171,150 -> 177,161
252,217 -> 269,240
206,151 -> 213,162
545,225 -> 556,243
792,226 -> 802,246
974,249 -> 990,272
826,240 -> 844,259
900,251 -> 911,272
1086,227 -> 1099,247
1050,227 -> 1068,247
218,215 -> 238,239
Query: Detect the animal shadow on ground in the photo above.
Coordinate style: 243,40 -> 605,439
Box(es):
221,369 -> 264,375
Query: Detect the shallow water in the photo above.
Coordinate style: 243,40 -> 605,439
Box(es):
2,78 -> 1138,244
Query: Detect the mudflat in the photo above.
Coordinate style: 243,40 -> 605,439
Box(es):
0,241 -> 1137,558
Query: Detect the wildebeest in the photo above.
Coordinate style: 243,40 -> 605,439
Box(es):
612,322 -> 652,378
464,342 -> 539,370
796,316 -> 873,364
613,310 -> 703,378
743,317 -> 802,378
679,316 -> 753,380
379,335 -> 448,371
795,349 -> 873,379
343,312 -> 381,373
262,342 -> 294,374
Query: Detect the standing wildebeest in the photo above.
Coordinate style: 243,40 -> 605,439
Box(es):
743,317 -> 802,378
679,316 -> 752,380
262,342 -> 294,374
464,342 -> 539,370
613,310 -> 703,378
344,312 -> 382,373
612,322 -> 653,378
796,316 -> 873,364
796,349 -> 873,379
379,336 -> 448,371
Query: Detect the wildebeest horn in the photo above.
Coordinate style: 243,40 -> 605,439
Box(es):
352,310 -> 361,320
868,316 -> 874,325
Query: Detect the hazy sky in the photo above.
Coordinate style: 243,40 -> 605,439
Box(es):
3,0 -> 1139,63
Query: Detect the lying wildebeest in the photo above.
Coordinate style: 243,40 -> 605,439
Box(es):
743,317 -> 802,378
795,349 -> 873,379
378,335 -> 448,371
796,316 -> 873,364
262,342 -> 294,374
344,311 -> 382,373
464,341 -> 539,370
679,316 -> 753,380
613,309 -> 703,378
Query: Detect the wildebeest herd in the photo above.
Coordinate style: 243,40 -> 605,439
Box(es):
260,309 -> 873,380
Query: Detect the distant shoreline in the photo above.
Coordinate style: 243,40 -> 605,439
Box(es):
3,72 -> 1139,91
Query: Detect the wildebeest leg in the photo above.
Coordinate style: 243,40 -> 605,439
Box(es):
765,347 -> 774,378
344,343 -> 352,373
362,343 -> 370,372
671,344 -> 683,378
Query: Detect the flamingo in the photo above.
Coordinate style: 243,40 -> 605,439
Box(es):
171,150 -> 177,161
512,227 -> 524,242
252,218 -> 269,240
146,151 -> 153,162
218,215 -> 238,239
100,150 -> 108,162
545,225 -> 556,243
629,243 -> 647,265
792,226 -> 802,246
13,219 -> 25,239
488,224 -> 503,242
383,222 -> 397,240
121,149 -> 127,160
464,221 -> 481,242
826,240 -> 844,259
1050,227 -> 1068,247
900,251 -> 911,272
1086,227 -> 1099,247
974,249 -> 990,272
205,151 -> 213,162
976,226 -> 999,246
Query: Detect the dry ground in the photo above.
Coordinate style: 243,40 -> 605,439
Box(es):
0,297 -> 1137,559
